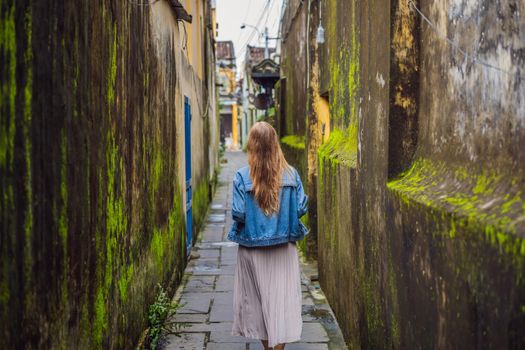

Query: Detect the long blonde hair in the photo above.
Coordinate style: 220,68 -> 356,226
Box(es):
247,122 -> 291,216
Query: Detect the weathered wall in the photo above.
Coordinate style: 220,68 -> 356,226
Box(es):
0,0 -> 217,348
279,0 -> 525,348
383,1 -> 525,347
279,0 -> 317,256
279,0 -> 308,137
315,1 -> 391,347
281,135 -> 307,179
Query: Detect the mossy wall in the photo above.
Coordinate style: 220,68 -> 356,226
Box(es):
0,0 -> 217,348
280,0 -> 525,348
280,135 -> 309,254
281,135 -> 307,178
278,0 -> 308,137
279,0 -> 318,256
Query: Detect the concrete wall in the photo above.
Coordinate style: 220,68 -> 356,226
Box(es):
0,0 -> 218,348
279,0 -> 308,137
279,0 -> 525,348
278,0 -> 315,254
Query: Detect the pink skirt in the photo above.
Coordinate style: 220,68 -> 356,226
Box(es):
232,242 -> 302,347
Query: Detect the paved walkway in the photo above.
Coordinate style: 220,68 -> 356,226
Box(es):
164,151 -> 347,350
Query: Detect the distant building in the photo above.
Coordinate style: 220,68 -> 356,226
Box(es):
239,45 -> 277,148
216,40 -> 239,150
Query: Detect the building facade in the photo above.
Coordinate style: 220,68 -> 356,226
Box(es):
278,0 -> 525,348
0,0 -> 219,348
239,45 -> 277,148
216,40 -> 239,150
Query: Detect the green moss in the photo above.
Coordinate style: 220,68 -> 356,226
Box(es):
300,213 -> 309,227
93,288 -> 107,347
57,131 -> 69,317
151,188 -> 185,272
107,22 -> 117,109
317,149 -> 341,251
388,157 -> 525,260
72,27 -> 79,120
117,264 -> 134,302
361,275 -> 383,347
151,228 -> 165,269
449,220 -> 457,238
92,130 -> 128,345
22,6 -> 34,299
328,0 -> 359,128
0,264 -> 8,305
79,301 -> 91,346
502,193 -> 521,215
58,131 -> 68,248
473,172 -> 498,195
93,129 -> 145,346
106,133 -> 127,239
318,127 -> 357,168
329,160 -> 338,249
193,179 -> 210,234
296,214 -> 309,254
281,135 -> 306,150
181,220 -> 186,257
73,33 -> 79,92
388,258 -> 400,347
152,149 -> 163,193
0,3 -> 16,169
170,188 -> 184,231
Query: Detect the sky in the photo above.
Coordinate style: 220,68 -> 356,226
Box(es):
215,0 -> 283,72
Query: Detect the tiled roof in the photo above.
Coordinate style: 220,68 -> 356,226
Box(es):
216,41 -> 235,60
246,45 -> 276,66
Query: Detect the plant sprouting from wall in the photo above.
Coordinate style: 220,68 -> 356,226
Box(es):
142,284 -> 185,350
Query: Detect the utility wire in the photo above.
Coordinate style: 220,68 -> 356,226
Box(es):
236,0 -> 254,44
238,12 -> 267,54
277,0 -> 287,42
263,0 -> 276,29
269,1 -> 281,37
236,0 -> 272,63
127,0 -> 160,6
409,1 -> 524,81
236,0 -> 279,72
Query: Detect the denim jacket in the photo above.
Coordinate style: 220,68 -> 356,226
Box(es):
227,165 -> 309,247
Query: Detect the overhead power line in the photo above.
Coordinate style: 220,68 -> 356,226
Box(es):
236,0 -> 254,45
236,0 -> 273,65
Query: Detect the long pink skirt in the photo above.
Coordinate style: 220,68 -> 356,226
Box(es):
232,242 -> 303,347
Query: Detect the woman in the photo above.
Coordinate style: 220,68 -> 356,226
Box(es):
227,122 -> 309,350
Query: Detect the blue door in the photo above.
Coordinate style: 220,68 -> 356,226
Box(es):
184,96 -> 192,255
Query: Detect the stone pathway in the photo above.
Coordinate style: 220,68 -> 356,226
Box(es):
164,151 -> 347,350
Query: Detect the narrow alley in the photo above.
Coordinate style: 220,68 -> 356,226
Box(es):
1,0 -> 524,349
163,152 -> 346,350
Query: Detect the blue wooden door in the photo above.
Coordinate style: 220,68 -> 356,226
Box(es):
184,96 -> 192,255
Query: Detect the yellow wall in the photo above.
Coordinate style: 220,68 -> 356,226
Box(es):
232,103 -> 239,147
217,67 -> 236,95
183,0 -> 204,80
211,5 -> 217,39
315,95 -> 330,143
218,65 -> 238,148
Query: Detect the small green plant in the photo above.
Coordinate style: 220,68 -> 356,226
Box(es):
143,284 -> 184,350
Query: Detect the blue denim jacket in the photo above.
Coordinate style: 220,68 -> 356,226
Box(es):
227,166 -> 309,247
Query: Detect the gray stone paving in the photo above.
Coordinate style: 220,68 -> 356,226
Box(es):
164,151 -> 347,350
